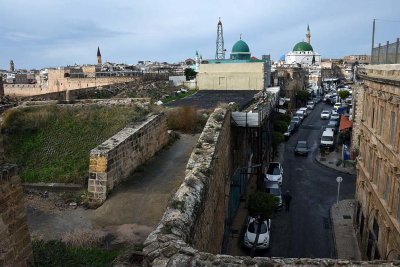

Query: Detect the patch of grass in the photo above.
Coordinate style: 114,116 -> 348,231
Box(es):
32,239 -> 119,267
161,90 -> 196,104
2,105 -> 149,184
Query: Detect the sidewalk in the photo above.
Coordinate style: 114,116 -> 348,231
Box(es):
331,199 -> 361,260
315,147 -> 356,175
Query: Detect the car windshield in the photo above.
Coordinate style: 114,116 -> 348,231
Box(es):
322,136 -> 333,141
267,164 -> 280,175
248,221 -> 268,234
292,117 -> 300,122
266,187 -> 281,196
328,121 -> 336,126
297,142 -> 307,148
322,111 -> 330,114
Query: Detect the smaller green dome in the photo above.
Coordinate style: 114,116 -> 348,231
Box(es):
232,40 -> 250,53
293,41 -> 313,52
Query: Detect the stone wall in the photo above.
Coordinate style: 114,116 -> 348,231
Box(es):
4,76 -> 141,97
88,113 -> 168,206
140,107 -> 399,266
0,164 -> 33,267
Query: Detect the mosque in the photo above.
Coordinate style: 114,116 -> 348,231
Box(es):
285,25 -> 321,66
197,32 -> 271,90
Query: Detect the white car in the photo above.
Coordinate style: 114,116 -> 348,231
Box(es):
243,216 -> 271,249
299,107 -> 308,117
320,110 -> 331,120
333,102 -> 341,111
265,162 -> 283,185
307,101 -> 315,110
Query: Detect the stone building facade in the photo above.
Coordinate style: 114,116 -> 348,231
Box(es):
354,64 -> 400,260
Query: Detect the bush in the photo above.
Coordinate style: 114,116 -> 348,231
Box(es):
32,239 -> 119,267
166,107 -> 208,133
277,113 -> 291,124
273,120 -> 288,133
271,131 -> 284,150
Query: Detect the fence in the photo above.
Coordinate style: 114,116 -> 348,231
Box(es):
371,38 -> 400,64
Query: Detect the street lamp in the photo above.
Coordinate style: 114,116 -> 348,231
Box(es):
336,176 -> 343,204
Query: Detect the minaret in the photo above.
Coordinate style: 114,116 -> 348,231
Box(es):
97,46 -> 102,65
9,60 -> 14,72
306,24 -> 311,44
215,18 -> 225,60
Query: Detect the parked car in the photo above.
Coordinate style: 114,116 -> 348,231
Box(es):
290,116 -> 301,129
320,110 -> 331,120
295,110 -> 305,121
265,181 -> 283,209
307,101 -> 315,110
299,107 -> 308,117
284,122 -> 297,138
329,117 -> 340,127
313,97 -> 321,103
265,162 -> 283,185
320,130 -> 335,150
243,216 -> 271,249
325,121 -> 338,133
333,102 -> 342,111
294,140 -> 309,156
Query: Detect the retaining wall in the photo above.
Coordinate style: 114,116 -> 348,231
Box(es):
88,113 -> 168,206
0,164 -> 33,267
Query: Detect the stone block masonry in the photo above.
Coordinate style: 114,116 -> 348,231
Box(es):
88,113 -> 168,206
0,164 -> 33,267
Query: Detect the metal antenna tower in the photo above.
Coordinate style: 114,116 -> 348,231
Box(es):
215,18 -> 225,59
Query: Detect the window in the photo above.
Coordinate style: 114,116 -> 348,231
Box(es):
397,190 -> 400,222
374,160 -> 380,184
379,106 -> 384,135
390,111 -> 396,145
384,175 -> 390,202
371,107 -> 375,128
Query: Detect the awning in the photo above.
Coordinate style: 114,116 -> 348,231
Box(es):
339,115 -> 352,131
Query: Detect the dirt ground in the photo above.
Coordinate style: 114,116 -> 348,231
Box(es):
25,133 -> 199,248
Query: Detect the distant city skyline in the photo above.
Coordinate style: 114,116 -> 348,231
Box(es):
0,0 -> 399,70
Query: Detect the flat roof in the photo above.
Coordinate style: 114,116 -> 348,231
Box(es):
165,90 -> 257,110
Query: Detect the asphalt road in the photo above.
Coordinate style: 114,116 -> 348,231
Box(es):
257,101 -> 356,258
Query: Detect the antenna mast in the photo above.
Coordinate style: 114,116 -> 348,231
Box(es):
215,18 -> 225,59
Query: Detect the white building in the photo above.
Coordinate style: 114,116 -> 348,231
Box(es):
285,25 -> 321,66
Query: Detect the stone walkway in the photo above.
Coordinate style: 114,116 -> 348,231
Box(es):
331,200 -> 361,260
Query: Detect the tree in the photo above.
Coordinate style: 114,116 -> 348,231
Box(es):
273,120 -> 288,134
184,68 -> 197,81
247,192 -> 279,257
295,90 -> 310,106
338,90 -> 350,101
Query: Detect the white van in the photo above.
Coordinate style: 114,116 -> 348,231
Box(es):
320,130 -> 335,149
295,110 -> 305,121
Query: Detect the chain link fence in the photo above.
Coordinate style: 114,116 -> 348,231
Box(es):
371,38 -> 400,64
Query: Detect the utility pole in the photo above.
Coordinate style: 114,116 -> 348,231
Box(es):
215,18 -> 225,60
371,19 -> 376,62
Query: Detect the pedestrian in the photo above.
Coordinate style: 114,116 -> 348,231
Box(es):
283,190 -> 292,211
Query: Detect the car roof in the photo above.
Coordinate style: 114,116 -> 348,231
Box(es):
265,181 -> 280,189
322,130 -> 334,136
297,140 -> 307,144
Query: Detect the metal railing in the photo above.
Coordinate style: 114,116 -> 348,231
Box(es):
371,38 -> 400,64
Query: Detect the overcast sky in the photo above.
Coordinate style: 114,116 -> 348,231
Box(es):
1,0 -> 399,69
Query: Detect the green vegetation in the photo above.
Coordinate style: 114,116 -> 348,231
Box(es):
32,240 -> 119,267
166,106 -> 208,133
248,192 -> 278,219
2,105 -> 148,184
271,131 -> 284,150
273,120 -> 288,134
161,89 -> 196,104
338,90 -> 350,100
184,68 -> 197,80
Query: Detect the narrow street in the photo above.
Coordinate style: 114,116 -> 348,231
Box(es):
262,101 -> 356,258
234,101 -> 356,258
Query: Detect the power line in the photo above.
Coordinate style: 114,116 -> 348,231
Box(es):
374,18 -> 400,23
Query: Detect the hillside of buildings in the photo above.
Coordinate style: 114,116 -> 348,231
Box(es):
2,104 -> 149,184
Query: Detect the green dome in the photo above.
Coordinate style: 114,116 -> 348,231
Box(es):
232,40 -> 250,53
293,41 -> 313,52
